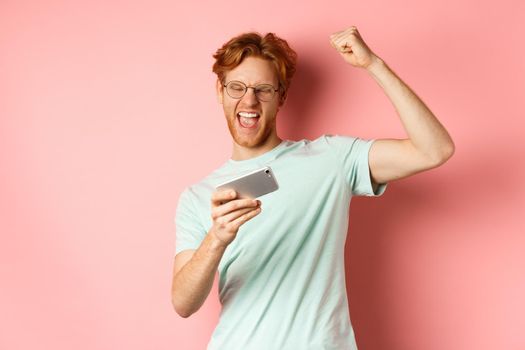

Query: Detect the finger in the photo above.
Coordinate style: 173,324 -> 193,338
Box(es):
329,38 -> 338,50
334,28 -> 353,41
331,26 -> 358,40
330,40 -> 343,52
342,43 -> 354,53
338,34 -> 359,50
329,29 -> 344,39
330,30 -> 349,45
228,207 -> 262,231
332,32 -> 350,43
212,198 -> 259,218
331,38 -> 348,52
221,206 -> 259,225
329,32 -> 345,45
337,32 -> 356,44
211,189 -> 237,207
334,39 -> 351,52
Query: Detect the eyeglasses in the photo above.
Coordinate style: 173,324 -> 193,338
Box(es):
223,80 -> 279,102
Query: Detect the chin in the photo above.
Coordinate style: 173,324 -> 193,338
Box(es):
232,128 -> 274,149
232,133 -> 268,148
227,117 -> 273,149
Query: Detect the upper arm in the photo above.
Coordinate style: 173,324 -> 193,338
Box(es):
369,138 -> 440,184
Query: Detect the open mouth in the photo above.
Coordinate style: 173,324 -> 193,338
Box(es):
237,111 -> 260,129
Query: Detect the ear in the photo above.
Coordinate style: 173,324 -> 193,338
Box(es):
216,79 -> 224,104
278,89 -> 287,107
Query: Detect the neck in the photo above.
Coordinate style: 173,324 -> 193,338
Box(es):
231,135 -> 283,161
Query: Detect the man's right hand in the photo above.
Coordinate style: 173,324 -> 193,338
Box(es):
210,190 -> 261,247
172,189 -> 260,318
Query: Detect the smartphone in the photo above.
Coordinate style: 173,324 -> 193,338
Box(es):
215,166 -> 279,199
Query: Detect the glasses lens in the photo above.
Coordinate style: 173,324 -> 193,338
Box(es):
255,85 -> 275,101
226,82 -> 246,98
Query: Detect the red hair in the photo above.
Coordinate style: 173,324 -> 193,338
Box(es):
212,32 -> 297,104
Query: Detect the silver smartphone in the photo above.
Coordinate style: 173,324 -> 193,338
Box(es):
215,166 -> 279,199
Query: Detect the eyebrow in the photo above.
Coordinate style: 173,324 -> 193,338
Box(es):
229,80 -> 276,86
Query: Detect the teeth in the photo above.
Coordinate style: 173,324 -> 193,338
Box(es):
238,112 -> 259,118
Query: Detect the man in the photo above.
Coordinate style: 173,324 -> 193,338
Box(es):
171,27 -> 454,349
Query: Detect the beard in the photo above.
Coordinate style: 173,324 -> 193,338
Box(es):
225,112 -> 277,149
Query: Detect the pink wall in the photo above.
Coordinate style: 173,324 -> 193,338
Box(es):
1,1 -> 524,349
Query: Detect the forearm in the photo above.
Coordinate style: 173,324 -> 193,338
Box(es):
366,57 -> 455,162
171,230 -> 227,318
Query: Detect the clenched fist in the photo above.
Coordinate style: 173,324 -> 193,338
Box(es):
329,26 -> 379,69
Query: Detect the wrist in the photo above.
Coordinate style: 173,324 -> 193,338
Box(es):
365,55 -> 385,73
207,229 -> 229,252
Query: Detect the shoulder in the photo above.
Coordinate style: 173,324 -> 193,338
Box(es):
311,134 -> 370,153
320,133 -> 362,144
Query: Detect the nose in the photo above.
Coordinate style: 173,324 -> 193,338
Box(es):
242,87 -> 259,106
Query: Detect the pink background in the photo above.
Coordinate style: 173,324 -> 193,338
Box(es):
1,0 -> 524,349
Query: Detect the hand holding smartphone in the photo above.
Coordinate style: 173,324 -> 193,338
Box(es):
210,189 -> 262,247
215,166 -> 279,199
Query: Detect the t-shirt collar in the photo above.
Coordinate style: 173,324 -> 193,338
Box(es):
227,140 -> 288,166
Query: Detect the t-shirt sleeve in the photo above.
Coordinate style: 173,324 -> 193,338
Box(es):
174,188 -> 207,255
323,134 -> 387,196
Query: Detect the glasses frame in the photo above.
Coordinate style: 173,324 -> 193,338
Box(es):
223,80 -> 280,102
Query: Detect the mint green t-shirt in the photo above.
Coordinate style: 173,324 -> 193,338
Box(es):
174,134 -> 387,350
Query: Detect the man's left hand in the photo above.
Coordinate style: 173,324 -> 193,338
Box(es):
329,26 -> 378,69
